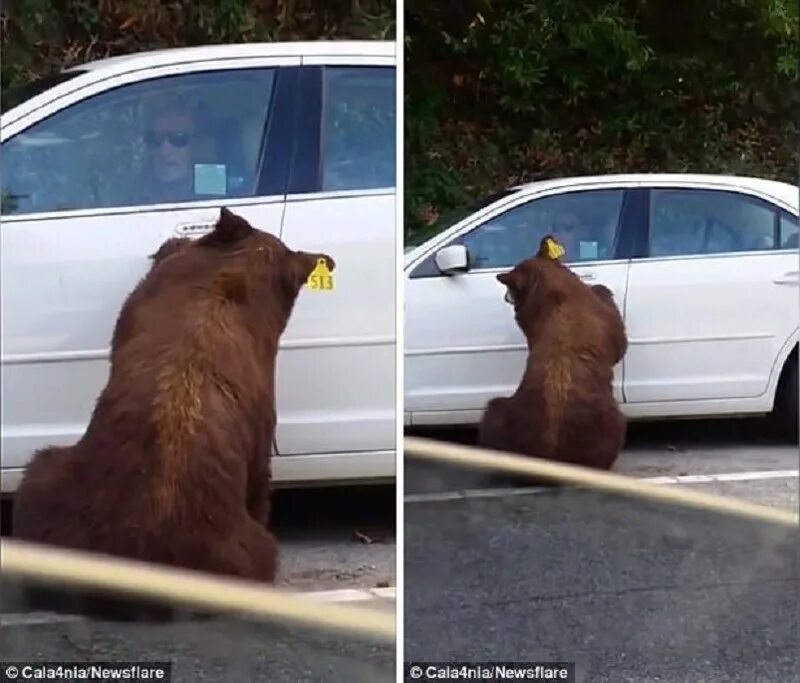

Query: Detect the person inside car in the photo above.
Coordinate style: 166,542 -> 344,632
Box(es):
138,98 -> 199,205
551,211 -> 584,258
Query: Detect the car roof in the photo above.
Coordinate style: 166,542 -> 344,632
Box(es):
403,172 -> 798,265
507,173 -> 798,209
2,41 -> 395,128
63,41 -> 395,74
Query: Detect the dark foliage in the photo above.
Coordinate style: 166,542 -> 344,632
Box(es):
406,0 -> 798,239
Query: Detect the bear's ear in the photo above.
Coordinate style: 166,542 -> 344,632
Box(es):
536,234 -> 566,260
496,271 -> 512,287
287,251 -> 336,292
498,267 -> 535,293
197,207 -> 254,248
591,284 -> 614,302
149,237 -> 192,264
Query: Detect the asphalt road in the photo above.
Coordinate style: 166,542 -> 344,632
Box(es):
405,418 -> 798,511
1,485 -> 396,681
2,484 -> 396,596
0,607 -> 394,682
270,484 -> 396,592
404,418 -> 799,682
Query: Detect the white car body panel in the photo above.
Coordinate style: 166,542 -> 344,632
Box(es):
277,190 -> 396,456
405,174 -> 799,427
623,251 -> 798,403
404,260 -> 629,415
1,42 -> 397,493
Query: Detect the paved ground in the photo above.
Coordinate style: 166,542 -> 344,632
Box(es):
405,418 -> 798,511
2,484 -> 396,597
403,418 -> 799,683
1,484 -> 396,681
0,609 -> 394,682
270,484 -> 396,592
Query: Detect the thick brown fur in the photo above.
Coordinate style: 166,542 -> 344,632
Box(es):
478,235 -> 627,480
589,284 -> 628,365
12,207 -> 334,621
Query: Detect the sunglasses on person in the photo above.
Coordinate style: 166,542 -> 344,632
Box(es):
144,131 -> 192,148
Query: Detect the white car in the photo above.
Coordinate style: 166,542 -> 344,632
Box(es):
405,174 -> 799,436
1,42 -> 397,493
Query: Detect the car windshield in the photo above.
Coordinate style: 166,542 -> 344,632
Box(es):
405,188 -> 519,248
1,71 -> 85,114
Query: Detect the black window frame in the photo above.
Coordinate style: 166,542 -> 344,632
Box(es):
281,64 -> 396,196
778,209 -> 799,249
255,65 -> 304,197
281,65 -> 322,195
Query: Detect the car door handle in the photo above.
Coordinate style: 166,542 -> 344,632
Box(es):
774,271 -> 799,286
175,222 -> 215,237
580,273 -> 596,281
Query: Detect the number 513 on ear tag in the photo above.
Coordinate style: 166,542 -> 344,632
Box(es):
306,258 -> 335,291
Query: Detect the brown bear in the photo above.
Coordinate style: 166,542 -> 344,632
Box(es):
589,283 -> 628,365
108,236 -> 193,366
478,235 -> 627,482
12,207 -> 334,620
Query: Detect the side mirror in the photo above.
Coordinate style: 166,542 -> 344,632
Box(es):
434,244 -> 469,275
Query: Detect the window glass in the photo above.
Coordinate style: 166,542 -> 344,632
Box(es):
459,189 -> 625,269
406,189 -> 518,250
649,189 -> 778,257
320,67 -> 396,192
2,69 -> 275,215
779,211 -> 798,249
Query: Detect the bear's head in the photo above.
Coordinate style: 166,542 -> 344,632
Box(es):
198,207 -> 335,334
141,208 -> 334,344
496,234 -> 576,335
497,235 -> 627,363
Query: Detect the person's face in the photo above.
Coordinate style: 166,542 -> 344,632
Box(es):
552,214 -> 580,255
145,113 -> 193,183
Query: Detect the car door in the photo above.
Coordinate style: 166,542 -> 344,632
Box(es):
275,57 -> 396,456
1,58 -> 300,484
623,186 -> 799,406
405,185 -> 642,426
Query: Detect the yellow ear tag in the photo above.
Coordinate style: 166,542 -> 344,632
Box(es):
306,258 -> 335,291
545,237 -> 565,260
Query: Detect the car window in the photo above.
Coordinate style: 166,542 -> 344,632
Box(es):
406,188 -> 519,249
320,66 -> 395,192
1,69 -> 275,216
649,189 -> 779,257
779,211 -> 798,249
458,189 -> 625,269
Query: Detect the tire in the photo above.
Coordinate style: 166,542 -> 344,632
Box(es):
773,352 -> 798,442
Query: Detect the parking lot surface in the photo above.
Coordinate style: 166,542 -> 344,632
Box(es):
404,419 -> 798,682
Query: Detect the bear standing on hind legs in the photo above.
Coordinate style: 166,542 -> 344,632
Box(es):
478,235 -> 628,480
12,207 -> 335,619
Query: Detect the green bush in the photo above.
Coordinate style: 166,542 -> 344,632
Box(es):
1,0 -> 394,93
406,0 -> 798,240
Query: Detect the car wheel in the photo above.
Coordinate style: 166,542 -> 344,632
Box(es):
773,352 -> 798,442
